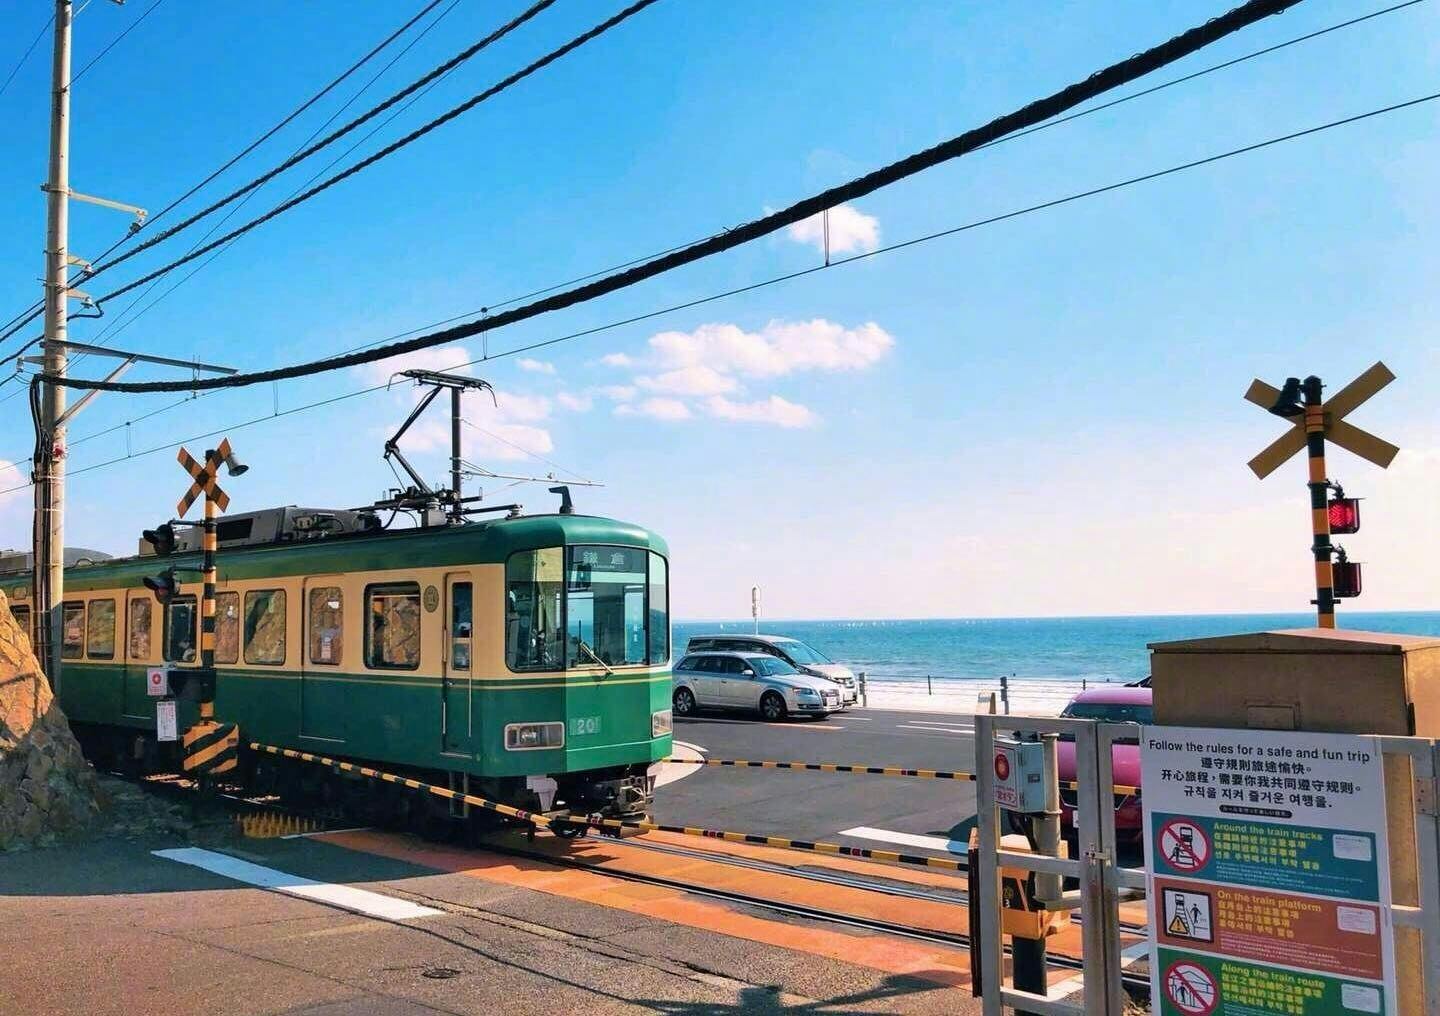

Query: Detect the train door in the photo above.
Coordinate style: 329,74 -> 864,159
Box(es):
301,578 -> 346,742
442,573 -> 473,754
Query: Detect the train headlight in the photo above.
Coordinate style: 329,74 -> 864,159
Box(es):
504,721 -> 565,751
651,709 -> 672,737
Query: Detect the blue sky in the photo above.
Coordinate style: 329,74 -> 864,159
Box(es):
0,0 -> 1436,620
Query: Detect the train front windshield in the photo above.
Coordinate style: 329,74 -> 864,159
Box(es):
506,546 -> 668,671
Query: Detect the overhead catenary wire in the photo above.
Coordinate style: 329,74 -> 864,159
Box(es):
0,0 -> 463,349
1,0 -> 1423,403
2,89 -> 1433,495
37,0 -> 1312,396
0,0 -> 1422,367
85,0 -> 658,310
68,0 -> 466,372
70,0 -> 168,86
0,12 -> 54,101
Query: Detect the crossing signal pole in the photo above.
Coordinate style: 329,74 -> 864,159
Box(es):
1247,363 -> 1398,628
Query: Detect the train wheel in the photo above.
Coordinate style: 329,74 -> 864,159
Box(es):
759,691 -> 787,722
552,819 -> 587,840
673,687 -> 695,717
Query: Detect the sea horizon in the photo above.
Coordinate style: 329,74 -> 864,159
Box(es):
671,611 -> 1440,686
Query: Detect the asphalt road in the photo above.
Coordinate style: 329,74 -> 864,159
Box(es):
655,707 -> 981,859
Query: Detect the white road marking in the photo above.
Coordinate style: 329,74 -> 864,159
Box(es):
895,723 -> 970,735
154,847 -> 443,921
899,720 -> 974,730
280,825 -> 371,840
1051,939 -> 1150,998
839,826 -> 969,856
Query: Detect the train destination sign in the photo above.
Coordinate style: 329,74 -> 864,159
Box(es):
1141,727 -> 1396,1015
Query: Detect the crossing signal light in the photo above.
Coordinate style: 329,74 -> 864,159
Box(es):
143,523 -> 177,555
1332,549 -> 1362,599
1327,496 -> 1361,535
144,567 -> 180,605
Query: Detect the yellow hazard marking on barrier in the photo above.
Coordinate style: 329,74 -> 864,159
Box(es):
183,721 -> 239,775
253,742 -> 970,873
659,756 -> 1140,796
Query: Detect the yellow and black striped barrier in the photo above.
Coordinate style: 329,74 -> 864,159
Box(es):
251,742 -> 968,872
184,720 -> 239,775
660,756 -> 1140,796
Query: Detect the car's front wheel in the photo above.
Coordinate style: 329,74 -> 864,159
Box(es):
759,691 -> 787,722
673,686 -> 696,717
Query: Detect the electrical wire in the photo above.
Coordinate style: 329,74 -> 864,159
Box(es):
88,0 -> 657,309
78,0 -> 558,289
0,0 -> 456,349
0,12 -> 53,101
0,0 -> 1424,359
70,0 -> 167,86
460,420 -> 595,481
36,0 -> 1314,396
3,87 -> 1431,496
69,0 -> 466,370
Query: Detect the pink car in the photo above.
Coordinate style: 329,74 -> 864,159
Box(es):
1056,685 -> 1152,844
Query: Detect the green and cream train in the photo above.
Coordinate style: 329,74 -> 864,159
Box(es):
0,505 -> 672,823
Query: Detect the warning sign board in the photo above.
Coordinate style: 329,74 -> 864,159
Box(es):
1163,958 -> 1218,1014
1142,727 -> 1395,1015
1163,887 -> 1212,944
1158,817 -> 1210,873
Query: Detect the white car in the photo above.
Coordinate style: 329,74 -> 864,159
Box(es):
684,634 -> 858,706
671,651 -> 842,721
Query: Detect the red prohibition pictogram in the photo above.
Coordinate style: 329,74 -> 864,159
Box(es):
1163,960 -> 1218,1015
993,752 -> 1010,782
1158,818 -> 1211,874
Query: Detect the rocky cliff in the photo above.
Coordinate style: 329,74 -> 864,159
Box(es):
0,590 -> 103,850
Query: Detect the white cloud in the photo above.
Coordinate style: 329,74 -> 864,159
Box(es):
600,352 -> 634,367
635,364 -> 738,396
556,391 -> 593,412
616,397 -> 692,421
598,384 -> 638,402
785,203 -> 879,255
517,358 -> 555,374
649,319 -> 893,378
705,395 -> 817,428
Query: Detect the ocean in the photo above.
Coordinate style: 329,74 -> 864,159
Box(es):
673,612 -> 1440,687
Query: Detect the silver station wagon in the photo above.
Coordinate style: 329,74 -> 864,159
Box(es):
671,651 -> 842,721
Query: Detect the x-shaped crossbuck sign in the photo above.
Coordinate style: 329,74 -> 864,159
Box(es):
1246,362 -> 1399,479
176,438 -> 233,517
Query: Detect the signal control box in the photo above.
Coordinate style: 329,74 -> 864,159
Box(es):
991,736 -> 1046,813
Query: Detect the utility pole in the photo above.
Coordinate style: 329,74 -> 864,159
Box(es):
33,0 -> 72,683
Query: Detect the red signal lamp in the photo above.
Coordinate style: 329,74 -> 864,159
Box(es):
1327,497 -> 1361,535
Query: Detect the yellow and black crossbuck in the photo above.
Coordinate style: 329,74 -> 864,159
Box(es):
176,438 -> 233,517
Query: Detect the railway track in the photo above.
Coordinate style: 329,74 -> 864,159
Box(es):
107,769 -> 1151,1001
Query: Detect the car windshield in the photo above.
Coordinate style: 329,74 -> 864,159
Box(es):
773,640 -> 830,665
1061,701 -> 1154,725
750,656 -> 798,676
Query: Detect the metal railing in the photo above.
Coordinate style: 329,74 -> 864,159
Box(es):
973,717 -> 1440,1014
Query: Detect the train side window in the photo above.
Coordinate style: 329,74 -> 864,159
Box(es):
164,597 -> 197,663
127,598 -> 152,660
61,602 -> 85,659
214,591 -> 239,665
450,582 -> 472,671
366,583 -> 420,670
86,598 -> 116,659
647,554 -> 668,665
12,603 -> 31,636
308,586 -> 343,666
244,589 -> 287,666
